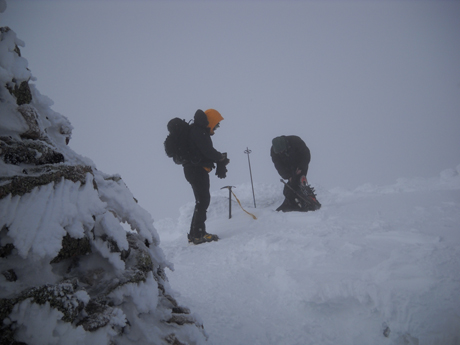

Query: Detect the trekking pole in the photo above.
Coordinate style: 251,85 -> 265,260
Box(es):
221,186 -> 235,219
244,147 -> 256,208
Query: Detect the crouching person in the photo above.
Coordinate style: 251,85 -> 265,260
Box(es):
270,135 -> 321,212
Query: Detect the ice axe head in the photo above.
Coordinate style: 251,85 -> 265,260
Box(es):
221,186 -> 235,191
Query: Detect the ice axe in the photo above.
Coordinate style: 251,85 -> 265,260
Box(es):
221,186 -> 235,219
221,186 -> 257,220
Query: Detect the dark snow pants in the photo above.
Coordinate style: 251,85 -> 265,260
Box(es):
183,165 -> 210,238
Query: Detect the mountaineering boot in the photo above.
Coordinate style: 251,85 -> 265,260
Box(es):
204,232 -> 219,241
188,227 -> 204,243
188,229 -> 219,245
190,233 -> 219,245
276,198 -> 297,212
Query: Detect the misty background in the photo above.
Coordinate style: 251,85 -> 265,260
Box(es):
3,0 -> 460,221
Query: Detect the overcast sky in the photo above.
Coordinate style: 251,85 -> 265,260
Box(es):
3,0 -> 460,220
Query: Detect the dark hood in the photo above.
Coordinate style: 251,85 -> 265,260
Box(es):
194,109 -> 209,128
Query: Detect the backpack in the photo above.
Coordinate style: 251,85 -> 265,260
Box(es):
164,118 -> 193,165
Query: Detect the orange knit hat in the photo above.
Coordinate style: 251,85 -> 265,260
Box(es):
204,109 -> 223,134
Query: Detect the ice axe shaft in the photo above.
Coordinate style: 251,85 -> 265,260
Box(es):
221,186 -> 235,219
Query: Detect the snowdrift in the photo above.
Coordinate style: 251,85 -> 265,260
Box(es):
157,170 -> 460,345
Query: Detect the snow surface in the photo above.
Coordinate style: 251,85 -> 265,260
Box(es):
156,171 -> 460,345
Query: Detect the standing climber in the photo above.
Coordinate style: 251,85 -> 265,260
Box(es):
183,109 -> 229,244
270,135 -> 321,212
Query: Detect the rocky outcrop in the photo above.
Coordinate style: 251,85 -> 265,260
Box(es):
0,164 -> 91,198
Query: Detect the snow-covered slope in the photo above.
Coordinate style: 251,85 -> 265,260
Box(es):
156,171 -> 460,345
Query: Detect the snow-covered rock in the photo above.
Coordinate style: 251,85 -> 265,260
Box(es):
0,25 -> 206,345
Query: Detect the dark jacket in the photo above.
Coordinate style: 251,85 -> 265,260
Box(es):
187,110 -> 223,169
270,135 -> 311,179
